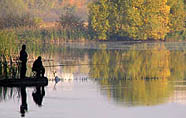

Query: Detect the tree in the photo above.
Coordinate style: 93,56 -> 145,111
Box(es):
59,6 -> 84,30
88,0 -> 110,40
88,0 -> 185,40
139,0 -> 170,40
107,0 -> 126,39
167,0 -> 185,32
120,0 -> 170,40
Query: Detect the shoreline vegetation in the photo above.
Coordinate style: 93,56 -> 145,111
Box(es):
0,0 -> 186,78
0,0 -> 185,42
88,0 -> 186,41
0,1 -> 185,45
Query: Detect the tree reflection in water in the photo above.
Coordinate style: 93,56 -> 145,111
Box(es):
90,43 -> 186,106
1,42 -> 186,110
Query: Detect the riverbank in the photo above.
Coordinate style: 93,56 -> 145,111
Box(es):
1,20 -> 185,47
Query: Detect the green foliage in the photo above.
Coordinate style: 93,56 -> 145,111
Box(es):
0,30 -> 17,55
0,30 -> 19,78
165,30 -> 186,40
88,0 -> 186,40
165,0 -> 186,40
17,27 -> 87,42
125,0 -> 170,40
88,0 -> 110,40
168,0 -> 185,32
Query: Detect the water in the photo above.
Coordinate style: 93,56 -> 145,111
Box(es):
1,41 -> 186,118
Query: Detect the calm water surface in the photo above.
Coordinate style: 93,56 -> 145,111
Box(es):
1,42 -> 186,118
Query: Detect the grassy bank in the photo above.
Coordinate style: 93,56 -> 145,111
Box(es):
16,26 -> 88,43
0,24 -> 86,78
0,24 -> 88,78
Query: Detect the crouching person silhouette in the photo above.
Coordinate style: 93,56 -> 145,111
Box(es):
32,56 -> 45,78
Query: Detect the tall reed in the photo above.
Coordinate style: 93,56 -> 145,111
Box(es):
0,30 -> 19,79
15,26 -> 87,43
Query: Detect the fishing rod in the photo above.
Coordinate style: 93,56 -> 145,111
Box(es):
44,63 -> 105,67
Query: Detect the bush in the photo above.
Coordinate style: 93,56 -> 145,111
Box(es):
58,7 -> 84,30
0,14 -> 39,29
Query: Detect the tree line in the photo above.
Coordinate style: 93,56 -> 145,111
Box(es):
0,0 -> 91,29
0,0 -> 185,41
88,0 -> 186,40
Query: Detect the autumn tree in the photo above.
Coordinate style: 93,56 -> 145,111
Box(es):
168,0 -> 185,32
88,0 -> 185,40
88,0 -> 110,40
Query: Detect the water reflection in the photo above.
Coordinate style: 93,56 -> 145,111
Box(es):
91,43 -> 171,80
1,42 -> 186,116
90,43 -> 186,106
20,87 -> 27,117
32,86 -> 45,107
20,86 -> 45,117
0,86 -> 46,117
99,79 -> 173,106
0,87 -> 18,102
28,42 -> 186,107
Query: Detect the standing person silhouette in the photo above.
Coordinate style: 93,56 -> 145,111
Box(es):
19,45 -> 28,79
